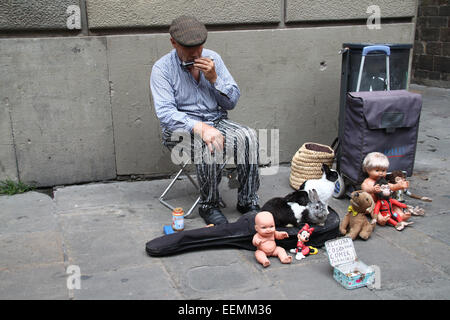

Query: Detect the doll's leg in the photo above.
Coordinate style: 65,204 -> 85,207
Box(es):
377,214 -> 388,226
273,247 -> 292,264
255,250 -> 270,267
394,220 -> 414,231
392,211 -> 403,223
388,214 -> 414,231
295,252 -> 305,260
387,217 -> 398,227
290,247 -> 305,260
394,205 -> 410,221
403,204 -> 425,216
301,245 -> 310,256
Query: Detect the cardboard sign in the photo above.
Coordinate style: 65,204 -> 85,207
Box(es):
325,237 -> 357,267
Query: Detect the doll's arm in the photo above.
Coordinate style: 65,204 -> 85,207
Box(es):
361,179 -> 373,193
406,190 -> 433,202
274,231 -> 289,240
366,204 -> 376,224
373,201 -> 381,218
389,180 -> 409,192
390,198 -> 407,209
362,179 -> 380,194
252,234 -> 262,247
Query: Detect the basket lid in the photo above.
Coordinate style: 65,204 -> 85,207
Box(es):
325,237 -> 357,267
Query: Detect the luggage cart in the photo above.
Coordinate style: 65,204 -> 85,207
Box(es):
333,45 -> 422,198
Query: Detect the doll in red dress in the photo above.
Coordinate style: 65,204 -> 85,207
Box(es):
373,178 -> 414,231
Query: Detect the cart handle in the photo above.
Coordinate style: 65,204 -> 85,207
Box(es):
362,45 -> 391,56
356,45 -> 391,92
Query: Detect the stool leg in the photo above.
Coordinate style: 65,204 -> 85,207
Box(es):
159,158 -> 230,217
159,164 -> 187,211
184,196 -> 201,218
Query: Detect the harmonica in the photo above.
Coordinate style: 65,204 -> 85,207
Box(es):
181,56 -> 214,68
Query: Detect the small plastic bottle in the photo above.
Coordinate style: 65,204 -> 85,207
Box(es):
172,207 -> 185,231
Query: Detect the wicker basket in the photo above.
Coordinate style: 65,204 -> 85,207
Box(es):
289,142 -> 335,190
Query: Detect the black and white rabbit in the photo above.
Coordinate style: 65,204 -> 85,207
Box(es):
299,163 -> 339,215
261,189 -> 328,227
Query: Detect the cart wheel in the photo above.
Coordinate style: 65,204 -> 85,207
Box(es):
333,172 -> 346,199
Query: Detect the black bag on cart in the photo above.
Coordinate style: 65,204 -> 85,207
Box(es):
146,209 -> 340,257
340,89 -> 422,184
335,45 -> 423,188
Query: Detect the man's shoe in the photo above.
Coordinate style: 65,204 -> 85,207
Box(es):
236,203 -> 261,214
199,206 -> 229,225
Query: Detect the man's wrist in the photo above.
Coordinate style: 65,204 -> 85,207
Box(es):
193,121 -> 203,135
212,76 -> 230,97
193,121 -> 211,136
210,74 -> 218,84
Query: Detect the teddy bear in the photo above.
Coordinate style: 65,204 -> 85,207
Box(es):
339,190 -> 376,240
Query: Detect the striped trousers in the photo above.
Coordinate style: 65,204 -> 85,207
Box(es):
195,119 -> 260,209
164,119 -> 260,209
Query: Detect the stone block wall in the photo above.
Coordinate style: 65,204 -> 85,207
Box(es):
412,0 -> 450,88
0,0 -> 418,186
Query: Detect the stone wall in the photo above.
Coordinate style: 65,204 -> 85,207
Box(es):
0,0 -> 418,186
412,0 -> 450,88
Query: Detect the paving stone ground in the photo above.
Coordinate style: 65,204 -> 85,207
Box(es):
0,84 -> 449,300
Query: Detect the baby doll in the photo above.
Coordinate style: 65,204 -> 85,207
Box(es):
372,177 -> 414,231
361,152 -> 410,221
253,211 -> 292,267
289,224 -> 316,260
387,170 -> 431,206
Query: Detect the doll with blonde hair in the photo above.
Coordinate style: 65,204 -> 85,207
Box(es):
361,152 -> 411,224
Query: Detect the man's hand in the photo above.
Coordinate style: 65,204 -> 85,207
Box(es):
193,122 -> 224,153
194,57 -> 217,84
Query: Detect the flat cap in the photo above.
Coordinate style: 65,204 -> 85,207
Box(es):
169,15 -> 207,47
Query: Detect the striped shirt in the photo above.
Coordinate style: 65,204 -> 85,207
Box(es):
150,48 -> 240,134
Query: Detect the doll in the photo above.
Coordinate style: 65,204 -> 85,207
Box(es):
361,152 -> 411,221
289,224 -> 317,260
372,177 -> 414,231
252,211 -> 292,267
387,170 -> 431,206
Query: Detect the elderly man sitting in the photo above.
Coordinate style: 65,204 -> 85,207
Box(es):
150,15 -> 260,225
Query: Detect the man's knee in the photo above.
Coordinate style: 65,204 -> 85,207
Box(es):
234,126 -> 258,148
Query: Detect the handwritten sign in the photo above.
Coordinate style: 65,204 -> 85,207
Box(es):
325,237 -> 357,267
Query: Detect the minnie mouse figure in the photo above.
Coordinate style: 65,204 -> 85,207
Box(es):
290,224 -> 317,260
